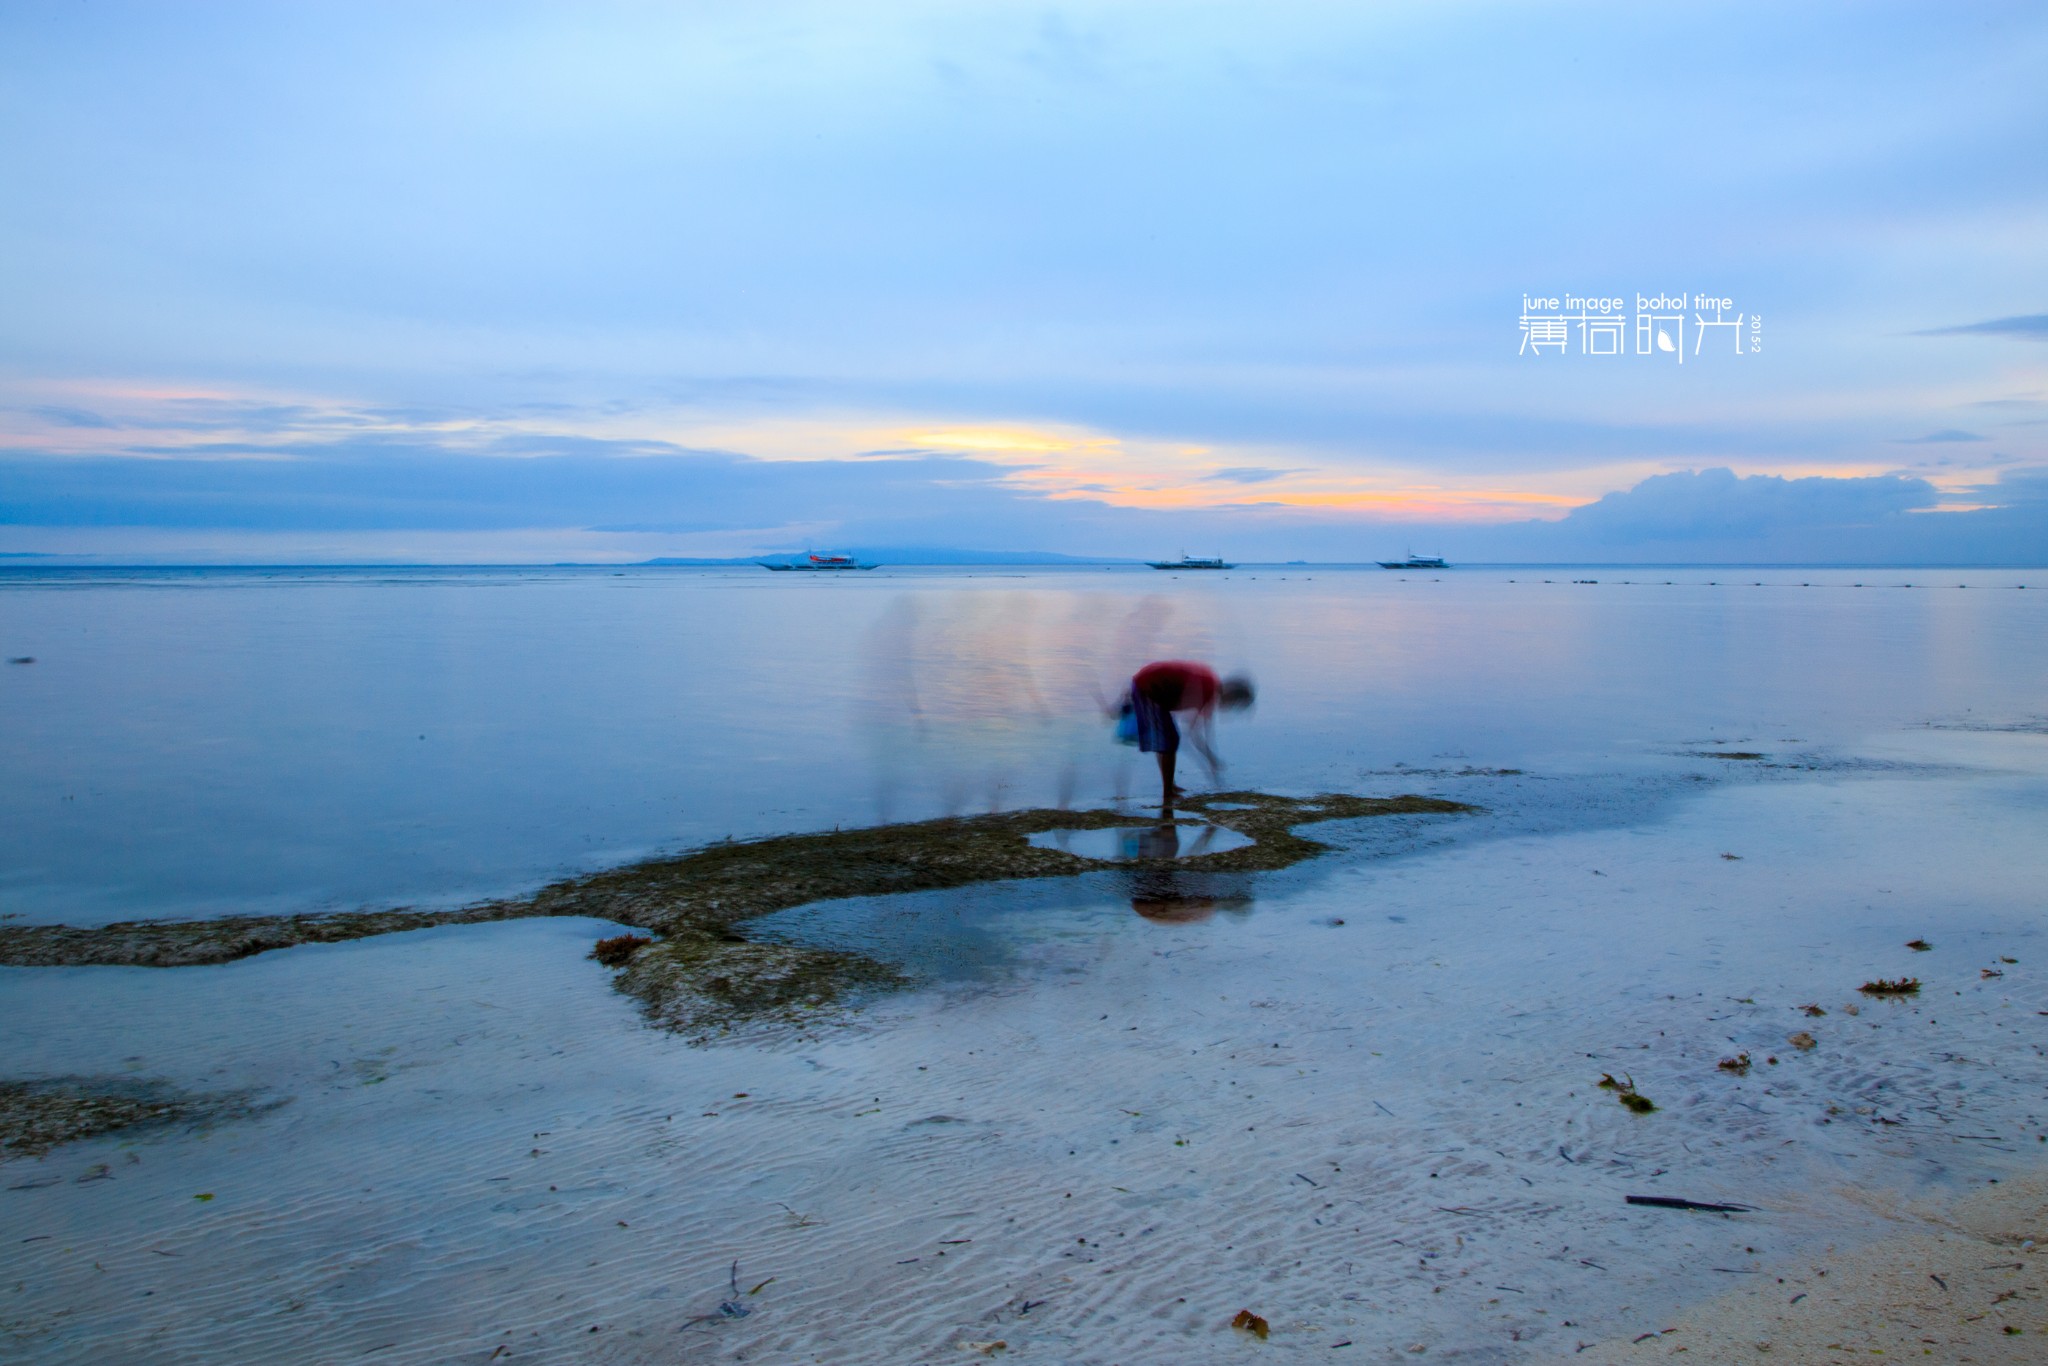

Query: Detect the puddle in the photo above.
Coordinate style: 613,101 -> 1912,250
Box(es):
1027,824 -> 1256,861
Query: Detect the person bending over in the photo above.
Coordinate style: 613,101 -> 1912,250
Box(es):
1128,660 -> 1255,807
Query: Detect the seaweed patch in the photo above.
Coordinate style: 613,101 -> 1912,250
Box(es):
1596,1073 -> 1657,1113
590,934 -> 651,968
1,1077 -> 270,1160
617,930 -> 906,1036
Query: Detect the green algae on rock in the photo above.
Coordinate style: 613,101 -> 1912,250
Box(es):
618,930 -> 908,1036
1,1078 -> 266,1160
0,790 -> 1472,1033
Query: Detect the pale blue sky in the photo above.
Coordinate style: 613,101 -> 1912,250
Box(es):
2,1 -> 2044,561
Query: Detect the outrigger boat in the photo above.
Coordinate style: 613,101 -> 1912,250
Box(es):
1147,554 -> 1234,570
761,552 -> 878,571
1376,554 -> 1449,569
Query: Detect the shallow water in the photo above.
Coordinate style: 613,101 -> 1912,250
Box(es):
1026,822 -> 1257,860
5,566 -> 2048,1361
2,564 -> 2043,924
3,733 -> 2044,1363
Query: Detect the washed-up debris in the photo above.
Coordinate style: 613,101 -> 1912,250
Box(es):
1982,967 -> 2004,979
1626,1196 -> 1756,1213
1597,1073 -> 1657,1113
1231,1309 -> 1270,1339
590,934 -> 651,967
1800,1004 -> 1827,1017
685,1261 -> 760,1327
1788,1032 -> 1817,1051
1717,1054 -> 1752,1075
1860,978 -> 1921,997
959,1342 -> 1007,1356
1906,939 -> 1933,952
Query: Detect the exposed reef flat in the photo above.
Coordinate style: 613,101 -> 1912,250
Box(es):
0,791 -> 1472,1033
1,1077 -> 267,1161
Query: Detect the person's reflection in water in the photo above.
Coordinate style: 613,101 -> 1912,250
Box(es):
1124,830 -> 1255,924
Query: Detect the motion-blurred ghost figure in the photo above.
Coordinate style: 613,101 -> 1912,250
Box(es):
1120,660 -> 1254,810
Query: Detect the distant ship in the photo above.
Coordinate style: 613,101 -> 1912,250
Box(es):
1147,554 -> 1234,570
1377,554 -> 1449,570
761,552 -> 878,572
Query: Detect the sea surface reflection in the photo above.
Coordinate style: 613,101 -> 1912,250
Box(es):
2,563 -> 2041,923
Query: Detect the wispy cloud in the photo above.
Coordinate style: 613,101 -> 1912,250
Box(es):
27,405 -> 120,430
1915,314 -> 2048,340
1558,467 -> 1939,539
1203,467 -> 1302,484
1891,429 -> 1986,443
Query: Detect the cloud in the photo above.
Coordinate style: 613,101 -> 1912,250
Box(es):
3,1 -> 2043,507
1202,467 -> 1302,485
1557,468 -> 1939,540
1455,465 -> 2048,565
1891,429 -> 1985,443
0,440 -> 1015,535
1916,314 -> 2048,341
1981,464 -> 2048,505
26,405 -> 119,429
6,449 -> 2045,566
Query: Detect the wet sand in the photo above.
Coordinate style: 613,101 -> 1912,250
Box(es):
2,731 -> 2045,1362
1568,1175 -> 2047,1361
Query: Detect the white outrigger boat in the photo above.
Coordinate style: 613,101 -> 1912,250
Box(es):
761,552 -> 878,572
1147,554 -> 1234,570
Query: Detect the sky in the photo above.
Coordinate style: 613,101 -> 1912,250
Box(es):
2,0 -> 2045,564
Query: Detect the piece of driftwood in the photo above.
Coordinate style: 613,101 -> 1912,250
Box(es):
1625,1195 -> 1756,1213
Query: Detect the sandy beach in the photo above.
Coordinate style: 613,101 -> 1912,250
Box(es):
5,723 -> 2044,1362
1569,1173 -> 2048,1362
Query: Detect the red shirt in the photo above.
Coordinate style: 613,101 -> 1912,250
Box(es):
1133,661 -> 1219,713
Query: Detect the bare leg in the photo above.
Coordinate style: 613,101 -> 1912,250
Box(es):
1156,747 -> 1179,811
1188,715 -> 1223,784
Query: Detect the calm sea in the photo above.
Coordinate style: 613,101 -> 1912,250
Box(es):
2,563 -> 2041,926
